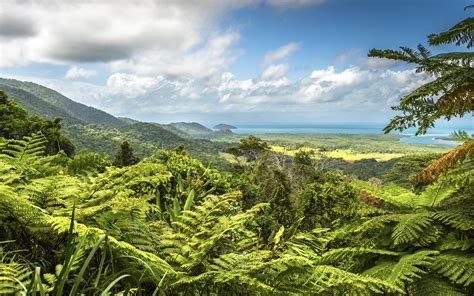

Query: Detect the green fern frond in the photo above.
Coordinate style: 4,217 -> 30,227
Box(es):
0,262 -> 31,294
388,250 -> 438,288
321,247 -> 400,265
432,251 -> 474,287
432,210 -> 474,231
436,233 -> 474,251
428,17 -> 474,48
410,276 -> 465,296
391,213 -> 440,246
307,265 -> 402,295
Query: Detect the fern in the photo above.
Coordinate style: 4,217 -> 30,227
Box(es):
321,247 -> 400,266
1,133 -> 47,160
0,262 -> 31,294
432,210 -> 474,231
432,251 -> 474,287
391,213 -> 440,246
307,265 -> 402,295
364,250 -> 438,289
410,276 -> 465,296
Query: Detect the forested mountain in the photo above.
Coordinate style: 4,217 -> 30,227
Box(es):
0,78 -> 125,127
0,84 -> 84,125
0,78 -> 229,165
170,122 -> 214,137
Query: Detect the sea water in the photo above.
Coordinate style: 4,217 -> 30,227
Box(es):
229,123 -> 473,146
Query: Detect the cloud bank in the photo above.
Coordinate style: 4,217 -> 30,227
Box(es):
0,0 -> 429,123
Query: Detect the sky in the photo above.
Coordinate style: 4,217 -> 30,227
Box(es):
0,0 -> 472,125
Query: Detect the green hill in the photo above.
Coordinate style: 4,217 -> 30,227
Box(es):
0,78 -> 230,167
213,123 -> 237,130
0,84 -> 83,125
169,122 -> 230,139
0,78 -> 125,127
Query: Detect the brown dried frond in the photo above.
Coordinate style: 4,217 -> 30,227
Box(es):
436,87 -> 473,116
415,139 -> 474,184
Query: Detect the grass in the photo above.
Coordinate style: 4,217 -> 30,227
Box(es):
214,133 -> 452,161
269,145 -> 404,161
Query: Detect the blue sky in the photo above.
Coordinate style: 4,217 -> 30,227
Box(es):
0,0 -> 472,126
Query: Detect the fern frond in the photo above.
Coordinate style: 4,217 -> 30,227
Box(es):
321,247 -> 400,265
364,250 -> 438,289
307,265 -> 402,295
432,251 -> 474,287
0,262 -> 31,294
432,210 -> 474,231
387,250 -> 438,288
411,276 -> 465,296
415,139 -> 474,184
391,213 -> 440,246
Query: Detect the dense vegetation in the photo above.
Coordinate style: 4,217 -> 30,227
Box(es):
0,78 -> 230,167
0,12 -> 473,296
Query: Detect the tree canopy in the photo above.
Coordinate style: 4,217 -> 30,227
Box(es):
368,15 -> 473,136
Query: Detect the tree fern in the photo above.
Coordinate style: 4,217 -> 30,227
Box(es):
391,213 -> 440,246
307,265 -> 402,295
363,250 -> 438,289
0,262 -> 31,294
410,276 -> 465,296
432,251 -> 474,287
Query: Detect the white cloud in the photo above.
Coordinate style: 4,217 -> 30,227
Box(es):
0,0 -> 255,80
0,0 -> 429,123
266,0 -> 326,9
65,67 -> 98,79
110,32 -> 241,80
262,42 -> 301,65
261,64 -> 290,80
3,64 -> 429,118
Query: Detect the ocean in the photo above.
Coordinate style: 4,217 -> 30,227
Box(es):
229,123 -> 474,146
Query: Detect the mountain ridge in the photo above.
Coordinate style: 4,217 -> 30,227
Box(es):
0,77 -> 230,166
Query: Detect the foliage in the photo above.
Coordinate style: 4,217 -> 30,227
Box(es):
0,134 -> 412,295
383,154 -> 442,188
227,135 -> 270,162
0,90 -> 75,156
1,13 -> 473,296
450,130 -> 472,141
415,139 -> 474,185
1,123 -> 472,295
0,79 -> 232,168
67,151 -> 111,176
112,141 -> 140,167
368,16 -> 473,135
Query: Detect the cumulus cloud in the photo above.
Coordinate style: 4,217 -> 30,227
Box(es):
4,64 -> 428,118
261,64 -> 290,80
65,67 -> 98,79
0,0 -> 428,123
110,32 -> 241,80
0,0 -> 254,76
0,14 -> 37,39
262,42 -> 301,65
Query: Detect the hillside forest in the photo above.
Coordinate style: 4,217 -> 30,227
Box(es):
0,11 -> 473,296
